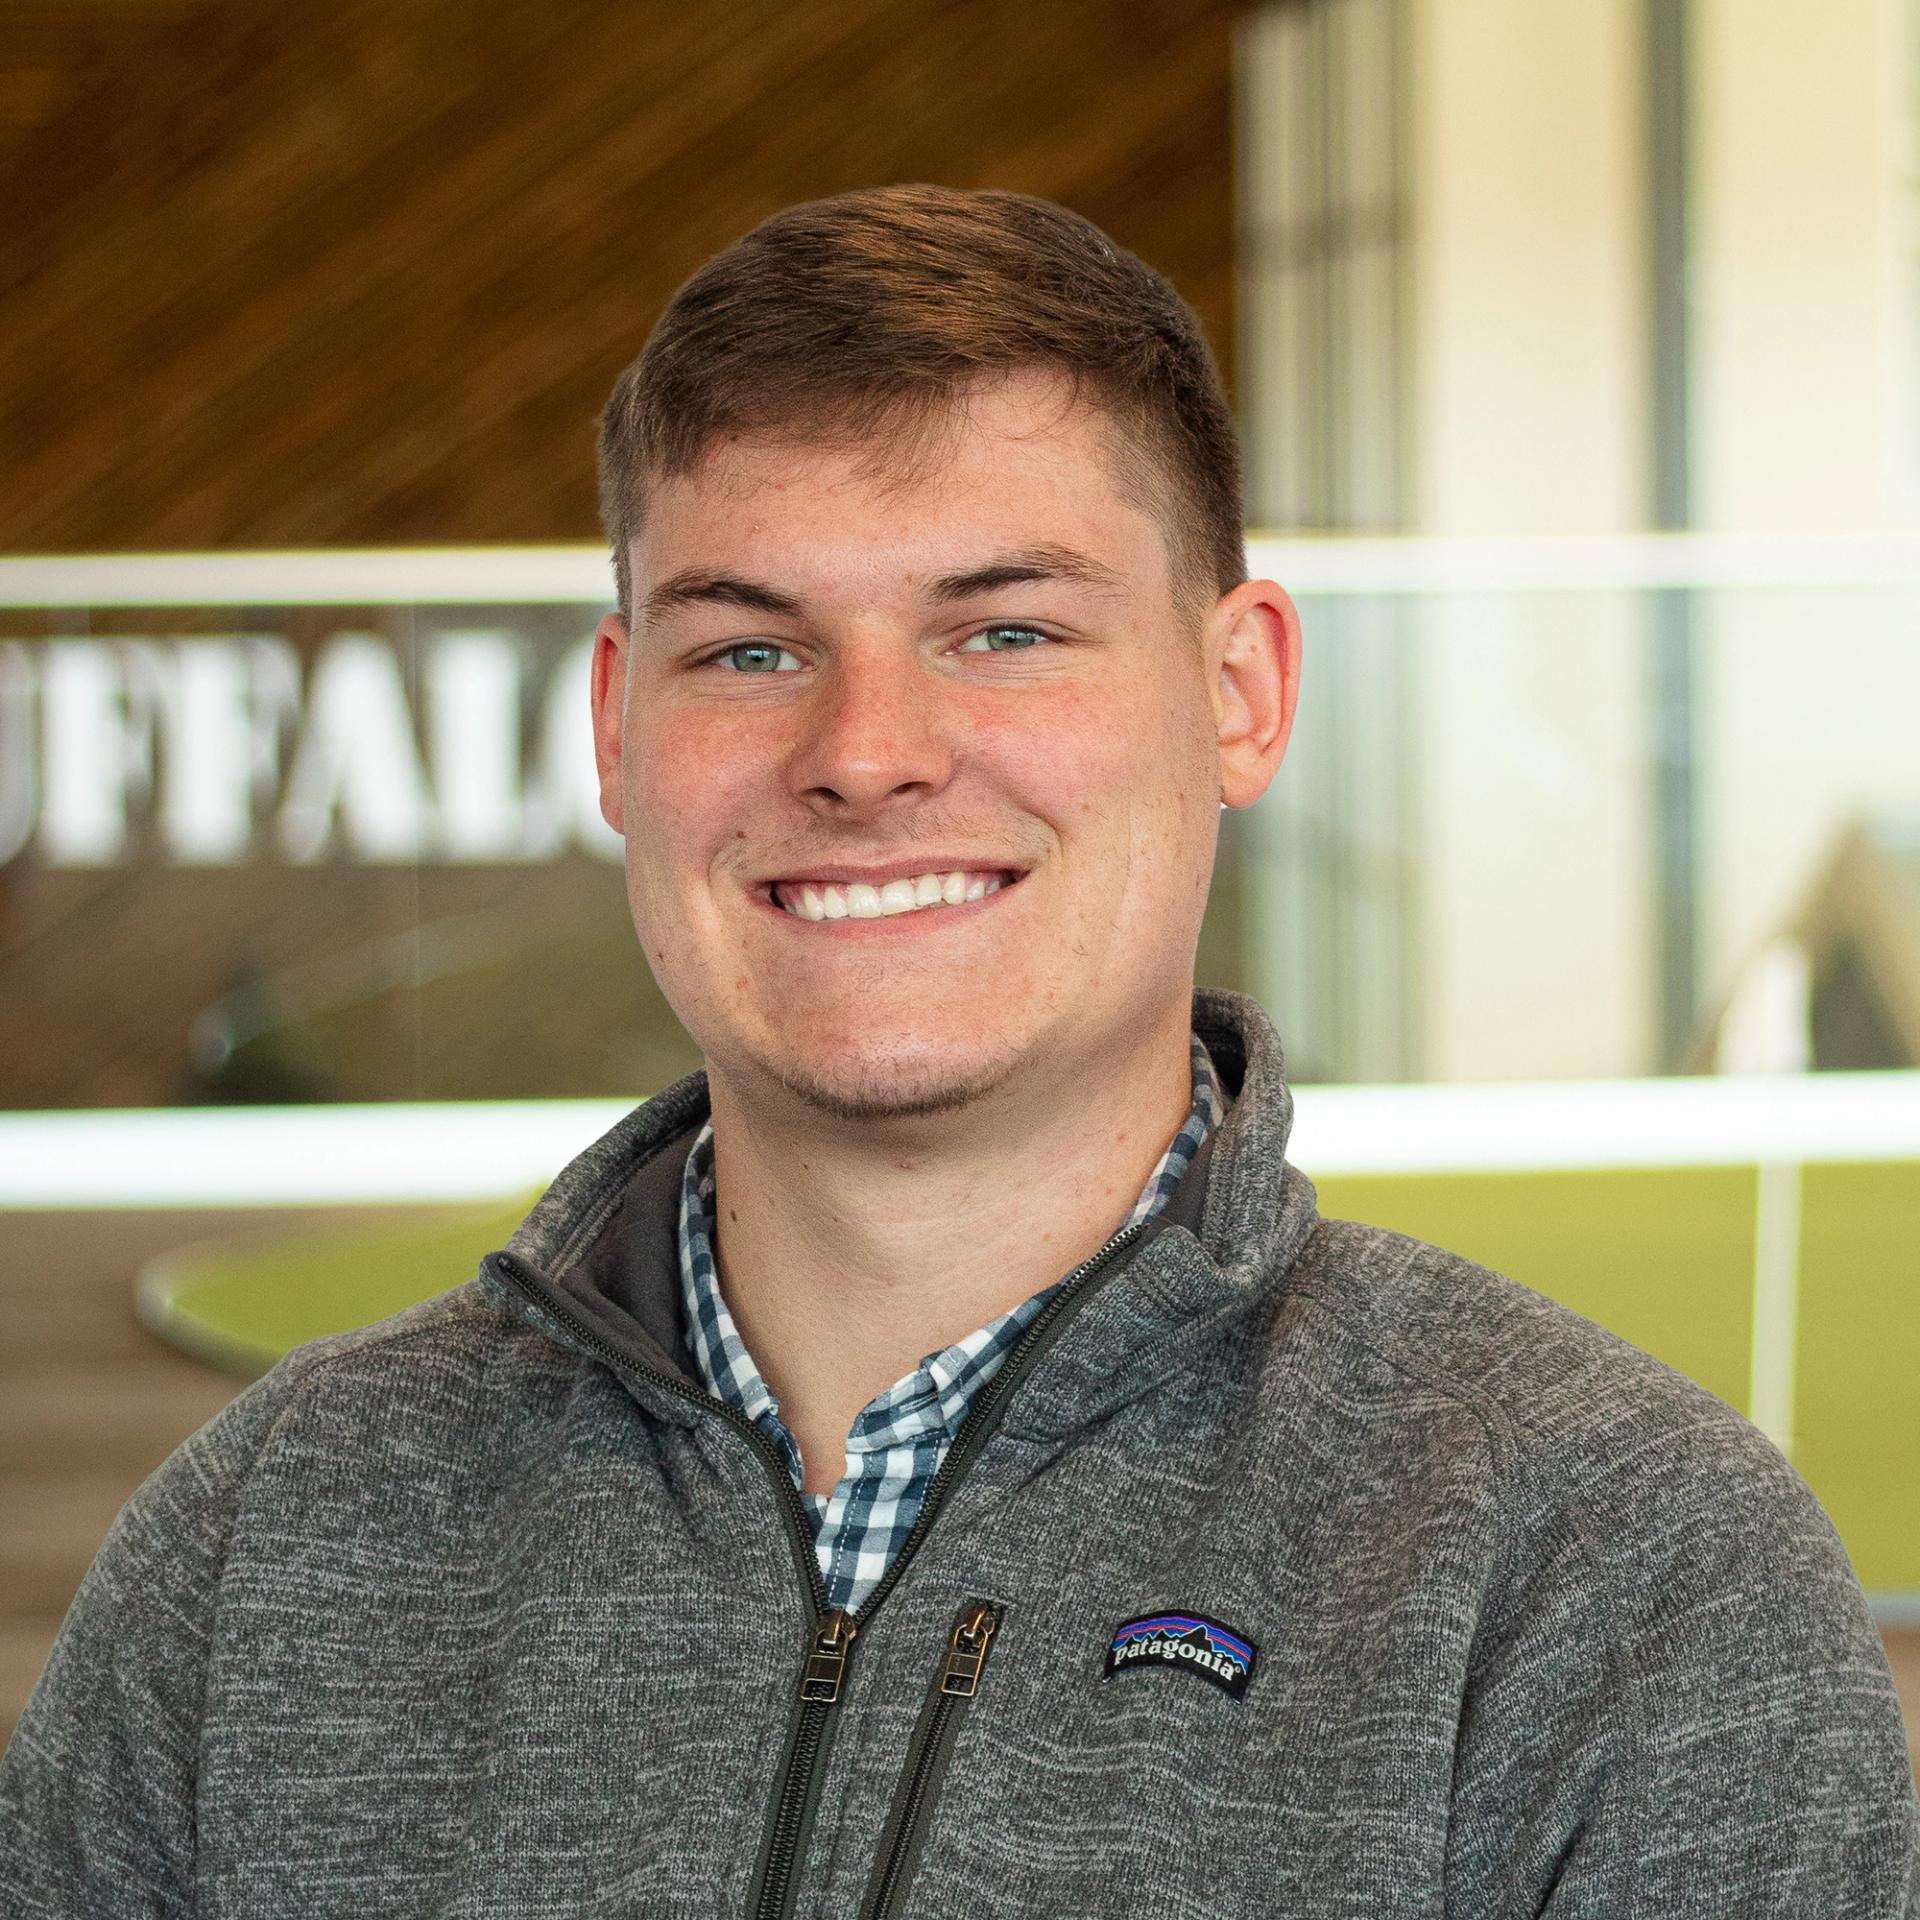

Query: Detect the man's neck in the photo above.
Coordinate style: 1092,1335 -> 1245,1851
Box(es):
703,1013 -> 1198,1497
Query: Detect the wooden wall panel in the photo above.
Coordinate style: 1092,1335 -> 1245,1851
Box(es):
0,0 -> 1241,553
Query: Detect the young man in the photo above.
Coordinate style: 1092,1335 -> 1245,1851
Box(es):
3,188 -> 1914,1917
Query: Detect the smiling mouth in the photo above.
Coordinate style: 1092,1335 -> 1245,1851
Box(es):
769,869 -> 1020,923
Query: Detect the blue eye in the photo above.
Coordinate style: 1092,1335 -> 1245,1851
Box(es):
960,624 -> 1048,653
720,642 -> 799,673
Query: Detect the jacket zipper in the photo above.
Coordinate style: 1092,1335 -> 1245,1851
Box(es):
748,1606 -> 858,1920
751,1217 -> 1145,1920
861,1600 -> 1003,1920
490,1213 -> 1147,1920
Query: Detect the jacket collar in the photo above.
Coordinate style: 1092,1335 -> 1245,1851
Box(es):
478,988 -> 1318,1436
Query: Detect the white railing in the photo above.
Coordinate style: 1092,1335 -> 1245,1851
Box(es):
4,1070 -> 1916,1211
4,530 -> 1920,608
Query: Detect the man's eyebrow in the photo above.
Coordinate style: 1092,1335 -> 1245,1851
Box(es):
641,571 -> 807,626
639,545 -> 1125,626
924,545 -> 1129,602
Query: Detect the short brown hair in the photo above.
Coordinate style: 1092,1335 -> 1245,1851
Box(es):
597,186 -> 1244,620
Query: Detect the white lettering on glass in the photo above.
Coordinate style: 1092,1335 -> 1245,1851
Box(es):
278,635 -> 434,863
2,626 -> 619,868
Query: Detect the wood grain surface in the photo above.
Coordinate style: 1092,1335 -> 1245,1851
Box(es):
0,0 -> 1240,553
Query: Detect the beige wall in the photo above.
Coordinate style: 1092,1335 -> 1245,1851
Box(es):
1408,0 -> 1646,536
1692,0 -> 1919,1003
1406,0 -> 1655,1080
1692,0 -> 1914,530
1413,592 -> 1657,1081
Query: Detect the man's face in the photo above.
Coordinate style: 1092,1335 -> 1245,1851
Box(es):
592,369 -> 1283,1124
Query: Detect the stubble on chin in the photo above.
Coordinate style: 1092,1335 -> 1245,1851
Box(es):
758,1037 -> 1027,1125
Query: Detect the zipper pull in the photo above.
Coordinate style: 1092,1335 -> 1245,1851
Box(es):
938,1600 -> 1001,1698
800,1608 -> 859,1704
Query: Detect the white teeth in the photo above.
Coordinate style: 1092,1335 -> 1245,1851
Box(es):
778,869 -> 1013,921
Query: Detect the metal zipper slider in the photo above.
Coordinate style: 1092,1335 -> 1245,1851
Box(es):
938,1601 -> 1000,1698
800,1608 -> 859,1703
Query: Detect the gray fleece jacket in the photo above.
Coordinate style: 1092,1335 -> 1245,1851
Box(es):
2,990 -> 1914,1918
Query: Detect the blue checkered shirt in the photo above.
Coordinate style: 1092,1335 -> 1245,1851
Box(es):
678,1035 -> 1226,1611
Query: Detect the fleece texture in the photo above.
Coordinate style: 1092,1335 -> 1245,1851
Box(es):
3,989 -> 1914,1917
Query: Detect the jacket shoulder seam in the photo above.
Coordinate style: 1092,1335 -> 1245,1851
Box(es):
264,1290 -> 535,1409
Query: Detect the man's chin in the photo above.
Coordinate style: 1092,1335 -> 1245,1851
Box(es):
760,1040 -> 1025,1126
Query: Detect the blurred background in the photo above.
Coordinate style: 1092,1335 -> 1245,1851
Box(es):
1,0 -> 1915,1759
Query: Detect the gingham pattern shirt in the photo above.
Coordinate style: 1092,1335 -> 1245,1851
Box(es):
678,1034 -> 1226,1611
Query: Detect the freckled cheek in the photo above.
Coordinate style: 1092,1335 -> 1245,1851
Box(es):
968,690 -> 1138,825
624,711 -> 773,900
1010,685 -> 1209,891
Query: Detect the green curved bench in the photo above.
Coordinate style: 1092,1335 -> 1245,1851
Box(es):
137,1196 -> 537,1380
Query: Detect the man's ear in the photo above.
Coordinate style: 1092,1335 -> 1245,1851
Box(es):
590,611 -> 630,836
1208,579 -> 1302,809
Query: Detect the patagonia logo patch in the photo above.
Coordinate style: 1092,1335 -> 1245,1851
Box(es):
1104,1612 -> 1256,1700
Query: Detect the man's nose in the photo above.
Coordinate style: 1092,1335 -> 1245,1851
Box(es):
785,640 -> 956,815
